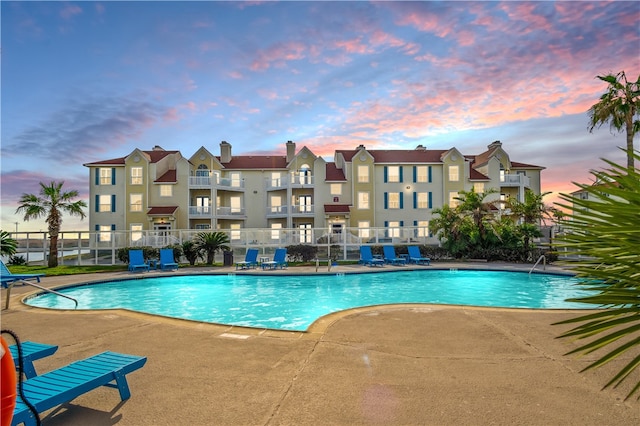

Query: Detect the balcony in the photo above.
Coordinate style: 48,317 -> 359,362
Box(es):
500,174 -> 530,188
216,206 -> 246,219
189,175 -> 245,191
265,205 -> 314,218
266,174 -> 314,190
188,206 -> 212,217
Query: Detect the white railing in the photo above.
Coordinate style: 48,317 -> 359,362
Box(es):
4,227 -> 441,266
500,174 -> 531,187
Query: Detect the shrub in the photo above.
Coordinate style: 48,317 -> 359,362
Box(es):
286,244 -> 318,262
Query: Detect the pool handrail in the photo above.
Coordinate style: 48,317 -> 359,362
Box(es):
4,279 -> 78,310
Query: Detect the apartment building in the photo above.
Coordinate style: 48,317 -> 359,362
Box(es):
83,140 -> 544,243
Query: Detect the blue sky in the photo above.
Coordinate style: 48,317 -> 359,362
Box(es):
2,1 -> 639,232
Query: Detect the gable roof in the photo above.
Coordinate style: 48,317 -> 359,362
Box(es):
155,169 -> 177,183
217,155 -> 288,169
336,149 -> 447,163
83,150 -> 179,167
325,163 -> 346,181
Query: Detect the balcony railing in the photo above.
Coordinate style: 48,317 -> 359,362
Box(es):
188,176 -> 245,190
265,205 -> 314,217
266,174 -> 314,190
188,206 -> 212,217
500,174 -> 530,187
216,207 -> 246,217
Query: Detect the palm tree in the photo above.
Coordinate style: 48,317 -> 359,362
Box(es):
1,230 -> 18,257
454,188 -> 499,242
588,70 -> 640,170
555,152 -> 640,400
193,231 -> 230,265
506,190 -> 552,255
15,181 -> 87,267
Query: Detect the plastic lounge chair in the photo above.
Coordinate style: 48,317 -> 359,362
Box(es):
12,351 -> 147,426
159,248 -> 179,270
235,248 -> 259,270
407,246 -> 431,265
128,250 -> 150,272
9,341 -> 59,379
382,245 -> 406,266
0,260 -> 44,289
359,246 -> 384,267
261,248 -> 288,270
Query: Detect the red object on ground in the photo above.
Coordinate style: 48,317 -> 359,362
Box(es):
0,336 -> 17,426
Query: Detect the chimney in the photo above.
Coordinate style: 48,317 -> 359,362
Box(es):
152,145 -> 164,151
356,144 -> 366,150
415,145 -> 426,150
488,140 -> 502,150
220,141 -> 232,163
286,140 -> 296,163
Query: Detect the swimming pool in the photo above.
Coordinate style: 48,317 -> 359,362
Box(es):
25,270 -> 591,331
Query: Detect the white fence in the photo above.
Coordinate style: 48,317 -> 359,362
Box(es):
6,227 -> 441,266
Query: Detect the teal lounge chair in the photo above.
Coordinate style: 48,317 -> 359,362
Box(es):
236,248 -> 259,270
128,249 -> 150,272
359,246 -> 384,267
1,260 -> 44,289
9,341 -> 59,379
382,245 -> 406,266
261,248 -> 288,270
408,246 -> 430,265
159,248 -> 179,270
12,351 -> 147,426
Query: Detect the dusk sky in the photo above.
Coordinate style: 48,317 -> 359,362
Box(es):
2,1 -> 639,232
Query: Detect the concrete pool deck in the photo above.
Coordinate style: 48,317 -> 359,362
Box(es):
1,262 -> 638,425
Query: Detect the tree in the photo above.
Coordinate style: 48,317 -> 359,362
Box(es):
193,231 -> 230,265
1,230 -> 18,257
555,151 -> 640,400
588,71 -> 640,170
454,187 -> 499,243
15,181 -> 87,267
506,190 -> 552,257
181,240 -> 202,266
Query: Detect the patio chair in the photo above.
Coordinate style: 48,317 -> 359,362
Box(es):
0,259 -> 44,289
261,248 -> 288,270
407,246 -> 431,265
11,351 -> 147,426
159,248 -> 179,270
128,249 -> 150,272
9,341 -> 59,379
235,248 -> 259,270
382,245 -> 406,266
359,246 -> 384,267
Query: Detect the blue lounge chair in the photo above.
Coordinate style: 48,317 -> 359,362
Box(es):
236,248 -> 259,270
159,248 -> 179,270
383,245 -> 406,266
0,260 -> 44,289
128,249 -> 150,272
9,341 -> 59,379
11,351 -> 147,426
408,246 -> 430,265
359,246 -> 384,267
261,248 -> 288,270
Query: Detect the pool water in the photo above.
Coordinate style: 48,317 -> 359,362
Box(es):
25,270 -> 591,331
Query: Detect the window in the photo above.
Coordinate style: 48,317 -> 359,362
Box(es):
358,221 -> 370,239
387,166 -> 400,182
299,195 -> 312,213
387,221 -> 400,238
130,194 -> 142,212
195,224 -> 211,230
160,185 -> 172,197
271,172 -> 282,187
230,172 -> 241,187
230,196 -> 241,213
131,167 -> 142,185
271,223 -> 282,240
500,193 -> 507,210
270,195 -> 282,214
415,166 -> 428,183
98,225 -> 112,242
299,224 -> 312,243
357,165 -> 369,183
98,168 -> 114,185
415,221 -> 429,237
131,224 -> 143,242
579,192 -> 588,200
196,164 -> 209,177
230,224 -> 241,240
387,192 -> 400,209
448,165 -> 459,182
357,191 -> 370,209
330,184 -> 342,195
473,182 -> 485,193
416,192 -> 428,208
449,191 -> 459,207
98,195 -> 112,212
195,196 -> 210,214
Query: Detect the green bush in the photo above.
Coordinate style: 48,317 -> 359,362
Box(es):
286,244 -> 318,262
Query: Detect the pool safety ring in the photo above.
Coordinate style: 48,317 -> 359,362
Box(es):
1,336 -> 17,426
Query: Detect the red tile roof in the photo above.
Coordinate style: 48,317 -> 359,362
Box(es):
325,163 -> 346,181
84,150 -> 180,166
510,161 -> 544,169
155,170 -> 177,183
324,204 -> 351,213
147,206 -> 178,215
469,168 -> 490,180
217,156 -> 288,169
337,149 -> 447,163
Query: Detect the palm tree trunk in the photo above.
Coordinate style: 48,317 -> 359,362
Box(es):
48,235 -> 59,268
626,118 -> 635,170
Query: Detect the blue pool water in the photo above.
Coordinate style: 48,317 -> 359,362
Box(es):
25,270 -> 590,331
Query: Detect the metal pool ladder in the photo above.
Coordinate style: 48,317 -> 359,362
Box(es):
529,255 -> 546,274
4,279 -> 78,310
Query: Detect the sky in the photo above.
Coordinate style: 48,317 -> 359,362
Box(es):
1,0 -> 639,233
